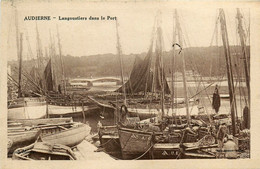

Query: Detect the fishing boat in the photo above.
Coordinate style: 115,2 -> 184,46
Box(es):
118,127 -> 154,159
8,127 -> 41,154
116,11 -> 175,159
7,9 -> 47,120
150,135 -> 218,159
216,9 -> 250,157
38,122 -> 90,147
151,8 -> 251,160
47,102 -> 98,118
116,10 -> 221,160
89,18 -> 203,121
8,99 -> 46,120
12,142 -> 77,160
8,97 -> 46,109
41,27 -> 98,118
92,12 -> 177,159
8,13 -> 97,120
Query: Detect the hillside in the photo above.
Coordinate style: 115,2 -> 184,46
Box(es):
8,46 -> 249,79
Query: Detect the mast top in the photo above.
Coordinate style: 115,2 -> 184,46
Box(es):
116,19 -> 127,105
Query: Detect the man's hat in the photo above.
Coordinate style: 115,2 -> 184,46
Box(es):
227,135 -> 233,140
221,121 -> 226,125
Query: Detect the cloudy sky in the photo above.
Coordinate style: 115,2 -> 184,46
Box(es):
1,1 -> 250,61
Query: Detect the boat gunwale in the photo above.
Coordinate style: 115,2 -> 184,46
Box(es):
118,127 -> 154,135
41,124 -> 88,142
8,129 -> 40,136
13,143 -> 76,160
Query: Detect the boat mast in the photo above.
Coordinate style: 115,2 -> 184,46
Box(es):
144,20 -> 156,97
15,8 -> 19,64
57,25 -> 67,94
36,22 -> 43,71
14,8 -> 22,97
49,31 -> 57,91
175,9 -> 190,126
156,12 -> 165,118
18,33 -> 23,98
219,9 -> 237,136
116,20 -> 127,105
236,8 -> 250,108
172,12 -> 177,125
35,22 -> 45,94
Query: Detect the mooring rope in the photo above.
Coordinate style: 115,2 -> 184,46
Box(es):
131,144 -> 154,160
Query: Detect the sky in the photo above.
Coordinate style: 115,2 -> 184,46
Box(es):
1,1 -> 250,61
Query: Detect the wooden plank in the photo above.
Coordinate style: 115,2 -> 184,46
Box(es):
185,144 -> 218,151
102,135 -> 119,139
184,152 -> 215,158
153,143 -> 180,150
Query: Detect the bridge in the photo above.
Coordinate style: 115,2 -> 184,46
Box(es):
88,77 -> 122,83
69,77 -> 124,86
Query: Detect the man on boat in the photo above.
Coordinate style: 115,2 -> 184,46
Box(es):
243,106 -> 250,129
58,84 -> 62,94
97,121 -> 102,133
212,85 -> 221,113
217,122 -> 228,151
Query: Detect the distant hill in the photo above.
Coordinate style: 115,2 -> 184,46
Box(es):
8,46 -> 249,79
62,45 -> 249,78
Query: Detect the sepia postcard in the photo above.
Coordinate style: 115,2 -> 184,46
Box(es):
0,0 -> 260,168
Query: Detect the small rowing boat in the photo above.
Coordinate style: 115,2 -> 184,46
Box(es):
12,142 -> 77,160
8,128 -> 41,154
39,122 -> 90,147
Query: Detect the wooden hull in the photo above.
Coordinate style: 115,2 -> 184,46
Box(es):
99,126 -> 121,156
87,96 -> 116,115
88,96 -> 204,121
151,142 -> 218,159
8,117 -> 73,127
8,129 -> 41,154
100,135 -> 121,158
8,105 -> 46,120
118,127 -> 153,160
8,97 -> 46,120
151,143 -> 181,159
48,105 -> 99,117
8,97 -> 46,109
47,100 -> 93,107
12,142 -> 76,160
41,124 -> 90,147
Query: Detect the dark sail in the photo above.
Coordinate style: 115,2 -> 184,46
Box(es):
116,45 -> 170,94
116,45 -> 150,94
44,59 -> 55,92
